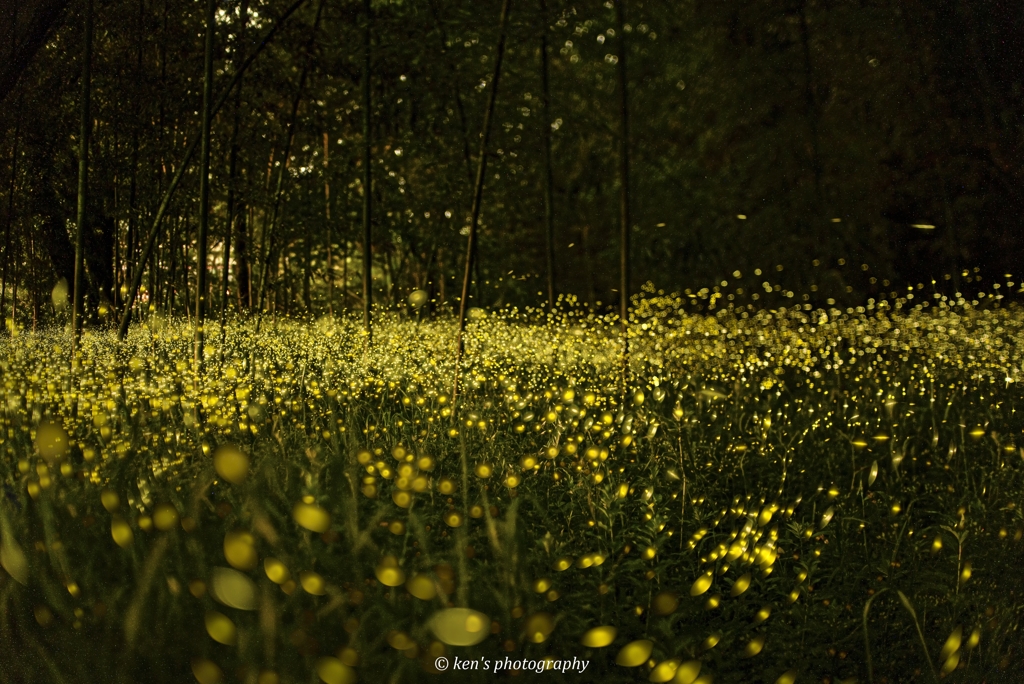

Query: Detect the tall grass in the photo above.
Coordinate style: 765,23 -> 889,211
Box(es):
0,294 -> 1022,683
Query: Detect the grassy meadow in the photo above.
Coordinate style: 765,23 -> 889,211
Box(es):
1,291 -> 1023,683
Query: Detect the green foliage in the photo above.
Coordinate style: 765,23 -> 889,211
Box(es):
3,0 -> 1024,329
1,291 -> 1023,682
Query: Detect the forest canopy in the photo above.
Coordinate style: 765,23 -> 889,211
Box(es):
1,0 -> 1022,330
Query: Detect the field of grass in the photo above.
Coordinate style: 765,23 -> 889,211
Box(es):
1,291 -> 1023,684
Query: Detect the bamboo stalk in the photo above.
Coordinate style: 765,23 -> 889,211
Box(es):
324,131 -> 333,316
194,0 -> 217,368
71,0 -> 94,361
615,0 -> 631,395
0,103 -> 20,318
255,0 -> 325,318
222,0 -> 250,340
116,0 -> 311,340
451,0 -> 512,408
361,0 -> 373,343
540,0 -> 556,312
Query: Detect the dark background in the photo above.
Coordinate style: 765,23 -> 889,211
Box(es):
1,0 -> 1022,325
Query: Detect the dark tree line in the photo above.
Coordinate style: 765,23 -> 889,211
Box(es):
1,0 -> 1022,336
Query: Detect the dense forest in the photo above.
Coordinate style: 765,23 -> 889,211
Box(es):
1,0 -> 1022,332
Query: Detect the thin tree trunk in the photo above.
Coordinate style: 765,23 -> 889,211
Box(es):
181,220 -> 190,324
235,200 -> 250,309
438,251 -> 445,308
278,256 -> 284,316
153,0 -> 167,319
149,231 -> 157,312
255,75 -> 303,311
344,217 -> 352,310
539,0 -> 556,311
222,0 -> 248,333
361,0 -> 373,342
614,0 -> 631,393
303,219 -> 312,312
251,149 -> 274,310
0,107 -> 19,318
72,0 -> 94,360
452,0 -> 511,406
383,242 -> 394,307
254,208 -> 268,306
125,0 -> 143,288
167,220 -> 178,317
29,232 -> 38,331
222,135 -> 237,319
159,0 -> 167,150
0,19 -> 17,321
127,131 -> 138,270
194,0 -> 216,368
9,237 -> 18,327
112,165 -> 120,312
323,132 -> 333,316
256,0 -> 324,315
117,0 -> 310,340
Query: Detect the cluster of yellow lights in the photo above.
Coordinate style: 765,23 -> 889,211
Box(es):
1,282 -> 1022,682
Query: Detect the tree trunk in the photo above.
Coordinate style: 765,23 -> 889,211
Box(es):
71,0 -> 93,359
256,77 -> 303,312
149,230 -> 157,312
0,108 -> 19,318
452,0 -> 511,405
344,217 -> 352,310
116,0 -> 310,340
539,0 -> 556,311
384,241 -> 394,307
438,251 -> 445,309
361,0 -> 373,342
303,211 -> 312,312
235,200 -> 251,309
166,219 -> 178,317
222,0 -> 249,331
323,132 -> 333,316
222,135 -> 237,318
29,231 -> 39,331
614,0 -> 631,392
123,0 -> 143,311
9,237 -> 18,327
194,0 -> 216,367
256,0 -> 324,316
181,219 -> 190,323
84,211 -> 115,310
0,0 -> 72,105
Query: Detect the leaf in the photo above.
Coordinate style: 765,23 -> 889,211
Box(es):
616,639 -> 653,666
819,506 -> 834,530
0,537 -> 28,585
